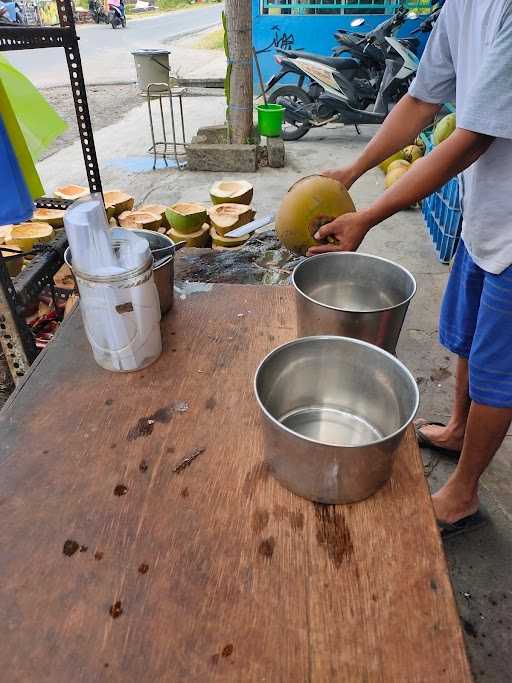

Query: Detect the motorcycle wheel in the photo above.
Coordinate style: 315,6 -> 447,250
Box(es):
268,85 -> 312,141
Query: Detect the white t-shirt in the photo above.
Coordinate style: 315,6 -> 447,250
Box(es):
409,0 -> 512,274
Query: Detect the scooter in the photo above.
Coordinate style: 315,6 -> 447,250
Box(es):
108,0 -> 125,29
267,18 -> 420,141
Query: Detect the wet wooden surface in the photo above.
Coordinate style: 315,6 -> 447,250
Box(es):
0,284 -> 472,682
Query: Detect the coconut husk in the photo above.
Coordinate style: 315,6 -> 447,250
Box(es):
54,184 -> 89,200
5,222 -> 55,253
168,222 -> 211,248
32,208 -> 66,228
139,204 -> 170,228
210,226 -> 251,248
118,210 -> 162,231
104,190 -> 135,217
210,180 -> 253,206
208,203 -> 255,237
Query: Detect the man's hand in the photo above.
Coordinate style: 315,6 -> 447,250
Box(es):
321,167 -> 358,190
307,210 -> 372,256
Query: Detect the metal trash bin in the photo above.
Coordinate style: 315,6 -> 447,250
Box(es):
132,49 -> 176,94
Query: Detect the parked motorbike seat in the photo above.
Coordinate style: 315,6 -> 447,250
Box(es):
284,50 -> 359,70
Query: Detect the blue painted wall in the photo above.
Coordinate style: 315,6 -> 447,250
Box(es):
252,2 -> 430,87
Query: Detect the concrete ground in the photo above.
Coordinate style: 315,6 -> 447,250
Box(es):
36,96 -> 512,681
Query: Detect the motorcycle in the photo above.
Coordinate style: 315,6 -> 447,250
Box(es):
89,0 -> 108,24
266,5 -> 442,140
108,0 -> 126,28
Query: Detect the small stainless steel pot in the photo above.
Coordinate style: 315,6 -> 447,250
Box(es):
293,252 -> 416,354
254,336 -> 419,504
131,229 -> 178,315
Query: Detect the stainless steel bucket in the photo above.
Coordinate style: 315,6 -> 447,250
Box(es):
293,252 -> 416,353
254,336 -> 419,504
131,230 -> 175,315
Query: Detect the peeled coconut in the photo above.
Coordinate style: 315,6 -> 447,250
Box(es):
6,222 -> 54,252
104,190 -> 134,217
118,210 -> 162,231
379,151 -> 405,174
387,159 -> 411,174
275,175 -> 355,256
32,208 -> 66,228
385,166 -> 409,189
210,180 -> 253,206
208,203 -> 255,237
402,145 -> 423,164
210,226 -> 251,248
165,203 -> 208,234
168,222 -> 211,248
54,184 -> 89,201
139,204 -> 170,228
1,245 -> 23,277
433,113 -> 456,145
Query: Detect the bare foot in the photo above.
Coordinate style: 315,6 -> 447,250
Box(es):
416,420 -> 465,452
432,483 -> 479,524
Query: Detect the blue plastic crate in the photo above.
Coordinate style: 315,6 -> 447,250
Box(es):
420,133 -> 462,263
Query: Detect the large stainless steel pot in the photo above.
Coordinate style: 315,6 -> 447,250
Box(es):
293,252 -> 416,353
254,336 -> 419,504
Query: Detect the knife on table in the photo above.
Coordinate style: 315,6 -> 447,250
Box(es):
224,213 -> 275,238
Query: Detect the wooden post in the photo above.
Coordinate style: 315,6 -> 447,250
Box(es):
224,0 -> 253,144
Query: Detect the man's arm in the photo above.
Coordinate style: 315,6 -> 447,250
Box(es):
308,128 -> 494,255
325,94 -> 441,189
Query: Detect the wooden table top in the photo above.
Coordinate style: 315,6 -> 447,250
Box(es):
0,284 -> 472,682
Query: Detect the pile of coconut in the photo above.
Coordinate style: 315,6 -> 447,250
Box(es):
380,112 -> 456,190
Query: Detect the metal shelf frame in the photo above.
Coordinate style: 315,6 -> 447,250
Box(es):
0,0 -> 102,384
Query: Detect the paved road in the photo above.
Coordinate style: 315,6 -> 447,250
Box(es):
7,4 -> 223,87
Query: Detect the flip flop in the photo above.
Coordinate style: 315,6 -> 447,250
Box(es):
414,418 -> 461,458
438,508 -> 488,540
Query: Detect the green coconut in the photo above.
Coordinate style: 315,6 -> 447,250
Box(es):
275,175 -> 356,256
379,151 -> 405,174
210,180 -> 254,205
433,113 -> 456,145
385,166 -> 409,189
208,203 -> 255,237
165,202 -> 208,234
387,159 -> 411,174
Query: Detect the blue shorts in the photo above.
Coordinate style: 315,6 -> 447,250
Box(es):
439,241 -> 512,408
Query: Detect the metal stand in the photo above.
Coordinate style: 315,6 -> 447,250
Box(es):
0,0 -> 102,384
146,83 -> 187,170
